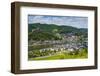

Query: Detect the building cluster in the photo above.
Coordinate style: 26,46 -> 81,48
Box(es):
29,34 -> 87,55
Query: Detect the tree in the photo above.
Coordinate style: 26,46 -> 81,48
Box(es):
52,29 -> 62,40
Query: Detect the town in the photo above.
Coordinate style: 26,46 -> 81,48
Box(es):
28,32 -> 88,58
28,23 -> 88,60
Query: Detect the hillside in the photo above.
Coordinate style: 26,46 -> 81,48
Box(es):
28,23 -> 87,40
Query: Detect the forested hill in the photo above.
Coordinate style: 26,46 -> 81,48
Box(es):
29,23 -> 87,33
28,23 -> 87,40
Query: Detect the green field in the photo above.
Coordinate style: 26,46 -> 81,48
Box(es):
29,49 -> 88,61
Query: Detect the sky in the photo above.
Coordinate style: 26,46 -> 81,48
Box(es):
28,15 -> 88,28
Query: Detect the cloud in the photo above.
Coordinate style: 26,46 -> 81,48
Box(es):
28,15 -> 88,28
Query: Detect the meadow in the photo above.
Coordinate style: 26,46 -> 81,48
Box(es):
29,48 -> 88,60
